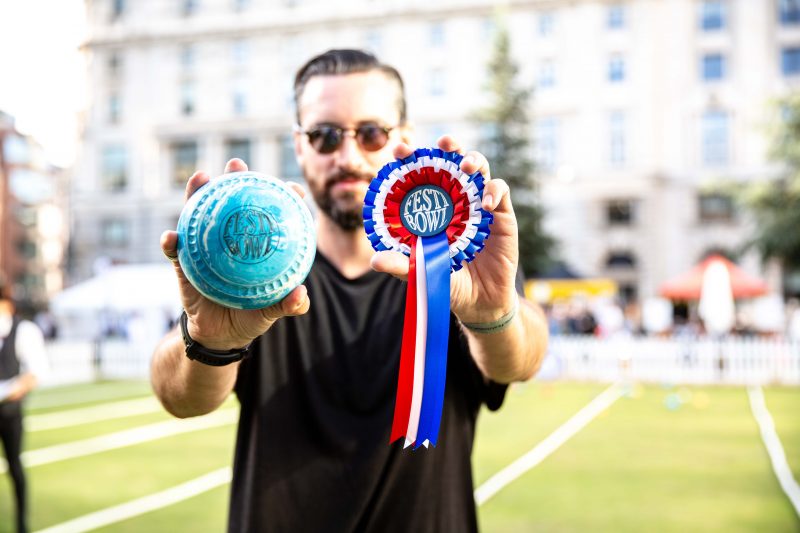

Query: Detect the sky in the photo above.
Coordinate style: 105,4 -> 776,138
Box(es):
0,0 -> 87,168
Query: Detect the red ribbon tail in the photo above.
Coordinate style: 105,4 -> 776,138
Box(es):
390,238 -> 418,443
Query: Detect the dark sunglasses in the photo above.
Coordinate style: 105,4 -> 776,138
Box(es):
298,123 -> 395,154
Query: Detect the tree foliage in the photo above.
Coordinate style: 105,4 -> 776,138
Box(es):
744,94 -> 800,270
473,25 -> 556,276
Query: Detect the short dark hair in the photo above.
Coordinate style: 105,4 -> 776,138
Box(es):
293,49 -> 407,125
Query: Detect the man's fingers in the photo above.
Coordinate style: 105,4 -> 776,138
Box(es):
261,285 -> 310,321
437,135 -> 464,154
392,142 -> 414,160
370,250 -> 409,281
482,178 -> 511,212
460,150 -> 491,180
160,230 -> 179,261
287,182 -> 306,199
225,158 -> 248,174
184,171 -> 211,202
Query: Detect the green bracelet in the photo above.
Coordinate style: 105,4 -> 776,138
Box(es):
461,297 -> 519,334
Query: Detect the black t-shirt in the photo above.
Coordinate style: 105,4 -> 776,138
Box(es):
231,253 -> 507,533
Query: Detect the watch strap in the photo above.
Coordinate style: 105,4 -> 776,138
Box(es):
180,310 -> 252,366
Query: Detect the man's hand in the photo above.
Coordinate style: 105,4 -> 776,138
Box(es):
370,136 -> 519,325
161,159 -> 312,351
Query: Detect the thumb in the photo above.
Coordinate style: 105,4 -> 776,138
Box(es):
259,284 -> 310,322
370,250 -> 409,281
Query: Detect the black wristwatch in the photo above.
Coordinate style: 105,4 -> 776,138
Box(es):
180,310 -> 252,366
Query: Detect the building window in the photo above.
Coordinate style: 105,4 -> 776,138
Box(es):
538,12 -> 554,36
430,22 -> 445,47
483,18 -> 496,41
226,139 -> 251,164
181,81 -> 195,116
605,251 -> 636,269
698,193 -> 735,223
183,0 -> 199,16
108,52 -> 122,78
3,135 -> 29,165
702,53 -> 726,81
609,111 -> 626,166
364,30 -> 382,55
111,0 -> 125,20
782,47 -> 800,76
606,199 -> 635,226
608,4 -> 626,29
608,55 -> 626,83
233,84 -> 248,116
700,1 -> 725,31
232,39 -> 249,66
180,44 -> 196,71
702,110 -> 729,166
537,60 -> 556,89
108,92 -> 121,124
429,69 -> 445,97
280,135 -> 302,181
101,145 -> 127,191
535,116 -> 559,172
172,141 -> 198,186
17,239 -> 36,260
779,0 -> 800,25
102,219 -> 129,247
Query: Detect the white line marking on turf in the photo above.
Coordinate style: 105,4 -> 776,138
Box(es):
27,397 -> 163,432
34,467 -> 232,533
747,386 -> 800,518
0,409 -> 237,474
30,386 -> 152,410
474,382 -> 624,506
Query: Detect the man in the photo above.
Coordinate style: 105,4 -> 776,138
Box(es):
0,284 -> 47,533
152,49 -> 548,532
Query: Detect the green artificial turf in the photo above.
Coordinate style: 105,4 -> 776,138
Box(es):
0,381 -> 797,533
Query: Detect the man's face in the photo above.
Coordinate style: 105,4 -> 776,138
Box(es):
294,71 -> 407,231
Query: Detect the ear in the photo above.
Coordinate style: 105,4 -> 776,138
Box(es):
293,130 -> 304,163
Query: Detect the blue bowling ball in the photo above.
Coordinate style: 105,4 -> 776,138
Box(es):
176,171 -> 316,309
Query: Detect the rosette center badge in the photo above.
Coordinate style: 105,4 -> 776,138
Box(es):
400,186 -> 454,237
363,148 -> 493,450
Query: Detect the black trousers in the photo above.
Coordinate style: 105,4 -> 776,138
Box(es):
0,402 -> 26,533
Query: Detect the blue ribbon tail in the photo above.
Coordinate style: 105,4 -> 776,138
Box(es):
415,232 -> 451,448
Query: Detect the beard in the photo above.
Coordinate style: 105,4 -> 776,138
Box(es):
309,168 -> 373,231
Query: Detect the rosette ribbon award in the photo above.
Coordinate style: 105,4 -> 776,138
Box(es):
363,148 -> 493,449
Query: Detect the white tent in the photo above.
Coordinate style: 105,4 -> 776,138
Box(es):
50,264 -> 182,342
52,264 -> 181,314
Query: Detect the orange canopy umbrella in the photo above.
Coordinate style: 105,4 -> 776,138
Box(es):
659,254 -> 769,300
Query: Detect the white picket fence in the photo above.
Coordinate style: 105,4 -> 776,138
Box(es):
43,339 -> 155,386
540,336 -> 800,385
41,335 -> 800,387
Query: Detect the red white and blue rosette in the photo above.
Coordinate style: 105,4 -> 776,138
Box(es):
363,148 -> 493,449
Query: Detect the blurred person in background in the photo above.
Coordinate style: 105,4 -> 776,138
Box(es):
0,282 -> 48,533
152,49 -> 549,532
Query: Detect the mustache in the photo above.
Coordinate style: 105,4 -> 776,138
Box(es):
324,169 -> 374,190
